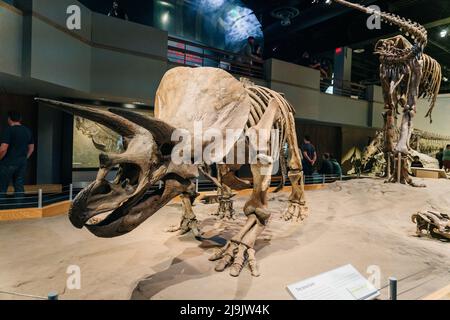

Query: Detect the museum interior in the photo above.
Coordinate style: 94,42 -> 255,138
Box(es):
0,0 -> 449,302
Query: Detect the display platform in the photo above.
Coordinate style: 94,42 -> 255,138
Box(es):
0,201 -> 71,222
0,178 -> 449,300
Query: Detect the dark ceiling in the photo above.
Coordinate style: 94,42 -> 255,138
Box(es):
242,0 -> 450,92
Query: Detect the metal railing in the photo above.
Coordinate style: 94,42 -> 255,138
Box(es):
0,185 -> 74,210
168,36 -> 265,79
0,174 -> 352,211
320,78 -> 367,100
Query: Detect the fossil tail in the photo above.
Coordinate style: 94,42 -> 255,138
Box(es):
332,0 -> 428,52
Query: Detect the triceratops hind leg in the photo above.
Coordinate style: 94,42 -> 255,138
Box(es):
283,113 -> 308,222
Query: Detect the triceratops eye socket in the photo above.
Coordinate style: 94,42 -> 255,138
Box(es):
160,143 -> 174,158
99,153 -> 113,168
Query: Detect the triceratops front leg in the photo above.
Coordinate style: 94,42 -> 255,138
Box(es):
209,99 -> 280,277
209,162 -> 272,277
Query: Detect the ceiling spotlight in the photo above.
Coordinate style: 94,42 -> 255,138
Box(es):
443,77 -> 448,82
354,48 -> 365,54
440,29 -> 448,38
271,7 -> 300,27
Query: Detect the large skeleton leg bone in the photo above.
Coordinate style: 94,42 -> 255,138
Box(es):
391,59 -> 426,187
210,162 -> 272,277
209,99 -> 280,277
282,113 -> 307,222
381,76 -> 397,181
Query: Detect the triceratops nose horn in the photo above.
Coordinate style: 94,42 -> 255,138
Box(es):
35,98 -> 140,138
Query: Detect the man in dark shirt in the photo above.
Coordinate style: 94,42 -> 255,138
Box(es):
0,111 -> 35,197
301,135 -> 317,176
108,1 -> 129,21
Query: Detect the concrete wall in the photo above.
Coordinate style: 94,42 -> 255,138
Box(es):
0,0 -> 168,104
30,17 -> 92,92
267,59 -> 370,128
90,13 -> 167,103
32,0 -> 92,40
319,93 -> 369,127
416,94 -> 450,136
0,2 -> 23,76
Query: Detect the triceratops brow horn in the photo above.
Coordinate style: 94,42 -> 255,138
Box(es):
108,108 -> 176,146
35,98 -> 140,137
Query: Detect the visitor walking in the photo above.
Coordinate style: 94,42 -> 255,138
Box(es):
0,111 -> 34,198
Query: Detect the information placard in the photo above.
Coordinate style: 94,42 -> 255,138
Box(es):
287,264 -> 380,300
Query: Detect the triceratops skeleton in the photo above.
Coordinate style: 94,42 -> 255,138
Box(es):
332,0 -> 442,186
37,67 -> 307,277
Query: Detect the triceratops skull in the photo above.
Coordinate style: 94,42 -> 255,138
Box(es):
37,99 -> 195,238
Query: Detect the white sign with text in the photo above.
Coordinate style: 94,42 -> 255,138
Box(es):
287,264 -> 380,300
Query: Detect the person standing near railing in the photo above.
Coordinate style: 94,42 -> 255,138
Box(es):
108,1 -> 129,21
301,135 -> 317,177
0,111 -> 34,199
241,37 -> 263,65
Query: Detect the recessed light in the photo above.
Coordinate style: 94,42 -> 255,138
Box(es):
440,29 -> 448,38
354,49 -> 365,54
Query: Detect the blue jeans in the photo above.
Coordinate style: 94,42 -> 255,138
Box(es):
0,161 -> 27,199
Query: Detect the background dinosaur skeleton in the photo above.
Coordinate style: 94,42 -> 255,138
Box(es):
332,0 -> 442,186
359,129 -> 448,176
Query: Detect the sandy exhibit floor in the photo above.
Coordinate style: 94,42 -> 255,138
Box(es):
0,178 -> 449,300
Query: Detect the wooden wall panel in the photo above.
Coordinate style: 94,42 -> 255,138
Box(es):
295,120 -> 342,161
